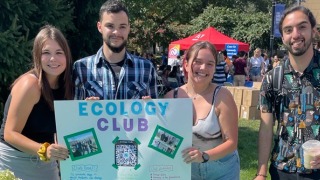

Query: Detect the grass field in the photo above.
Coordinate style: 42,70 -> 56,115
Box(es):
238,118 -> 271,180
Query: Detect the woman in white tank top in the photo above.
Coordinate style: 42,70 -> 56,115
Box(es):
164,41 -> 240,180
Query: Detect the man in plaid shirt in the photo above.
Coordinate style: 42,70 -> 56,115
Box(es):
73,0 -> 157,100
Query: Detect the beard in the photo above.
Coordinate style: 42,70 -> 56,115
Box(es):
105,37 -> 127,53
283,37 -> 313,57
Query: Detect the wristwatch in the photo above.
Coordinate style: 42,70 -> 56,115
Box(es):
201,152 -> 209,163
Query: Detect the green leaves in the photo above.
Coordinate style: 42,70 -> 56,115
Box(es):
183,5 -> 270,51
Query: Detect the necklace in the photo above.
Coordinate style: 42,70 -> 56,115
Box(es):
185,84 -> 211,100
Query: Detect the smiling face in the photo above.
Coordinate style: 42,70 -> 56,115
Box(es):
185,48 -> 216,83
41,39 -> 66,80
281,10 -> 316,56
97,11 -> 130,53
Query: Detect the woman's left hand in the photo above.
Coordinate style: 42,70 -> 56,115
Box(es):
182,147 -> 203,163
46,144 -> 69,161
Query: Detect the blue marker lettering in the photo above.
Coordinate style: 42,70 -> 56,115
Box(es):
92,102 -> 103,116
158,102 -> 169,116
131,101 -> 142,115
145,102 -> 156,115
106,102 -> 117,115
79,102 -> 88,116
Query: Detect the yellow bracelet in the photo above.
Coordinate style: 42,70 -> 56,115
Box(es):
37,142 -> 50,162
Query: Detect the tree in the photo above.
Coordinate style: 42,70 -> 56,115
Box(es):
123,0 -> 203,54
67,0 -> 105,60
181,5 -> 270,52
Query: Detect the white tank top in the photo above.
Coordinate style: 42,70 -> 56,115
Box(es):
173,86 -> 223,152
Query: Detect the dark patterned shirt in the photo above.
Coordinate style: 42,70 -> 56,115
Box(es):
259,50 -> 320,174
73,47 -> 158,100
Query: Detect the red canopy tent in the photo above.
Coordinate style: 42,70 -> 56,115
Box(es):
170,27 -> 250,51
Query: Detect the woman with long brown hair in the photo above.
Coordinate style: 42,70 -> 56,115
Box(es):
0,25 -> 73,179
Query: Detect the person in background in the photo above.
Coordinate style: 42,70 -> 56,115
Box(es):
0,25 -> 72,180
180,54 -> 186,84
222,50 -> 233,81
222,50 -> 233,71
73,0 -> 158,100
233,51 -> 249,86
168,66 -> 181,88
272,55 -> 281,68
314,41 -> 320,52
147,53 -> 157,68
161,65 -> 172,91
164,41 -> 239,180
255,5 -> 320,180
248,48 -> 264,82
168,55 -> 180,68
213,51 -> 229,85
161,52 -> 168,66
261,53 -> 272,76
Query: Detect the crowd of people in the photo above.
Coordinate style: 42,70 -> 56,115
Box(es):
154,46 -> 294,91
0,0 -> 320,180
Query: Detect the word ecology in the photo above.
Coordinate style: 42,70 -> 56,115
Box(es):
78,101 -> 169,132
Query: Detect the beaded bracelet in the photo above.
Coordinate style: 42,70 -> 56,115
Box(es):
256,173 -> 267,178
37,142 -> 50,162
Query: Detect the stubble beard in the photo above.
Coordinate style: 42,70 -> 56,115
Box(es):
105,38 -> 127,53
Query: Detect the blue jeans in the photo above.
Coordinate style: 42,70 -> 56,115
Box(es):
191,150 -> 240,180
250,67 -> 261,76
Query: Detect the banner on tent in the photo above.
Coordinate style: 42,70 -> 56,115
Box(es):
168,44 -> 180,58
225,44 -> 239,58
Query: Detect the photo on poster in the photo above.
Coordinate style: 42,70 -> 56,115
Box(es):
64,128 -> 102,161
148,125 -> 183,159
115,140 -> 138,167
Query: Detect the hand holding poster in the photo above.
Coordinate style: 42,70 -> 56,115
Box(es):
54,99 -> 192,180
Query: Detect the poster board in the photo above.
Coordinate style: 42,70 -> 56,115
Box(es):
54,99 -> 192,180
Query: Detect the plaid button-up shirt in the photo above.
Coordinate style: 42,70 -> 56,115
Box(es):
73,47 -> 158,100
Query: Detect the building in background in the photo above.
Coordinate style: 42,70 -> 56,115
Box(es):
301,0 -> 320,27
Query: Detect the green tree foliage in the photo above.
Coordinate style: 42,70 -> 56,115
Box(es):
67,0 -> 105,60
184,5 -> 270,51
204,0 -> 270,12
0,1 -> 35,119
123,0 -> 203,53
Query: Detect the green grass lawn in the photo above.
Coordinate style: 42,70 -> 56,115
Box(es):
238,118 -> 271,180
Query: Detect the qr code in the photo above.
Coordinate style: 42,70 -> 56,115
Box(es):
115,140 -> 138,167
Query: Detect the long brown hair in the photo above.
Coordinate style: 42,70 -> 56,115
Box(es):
12,25 -> 73,110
